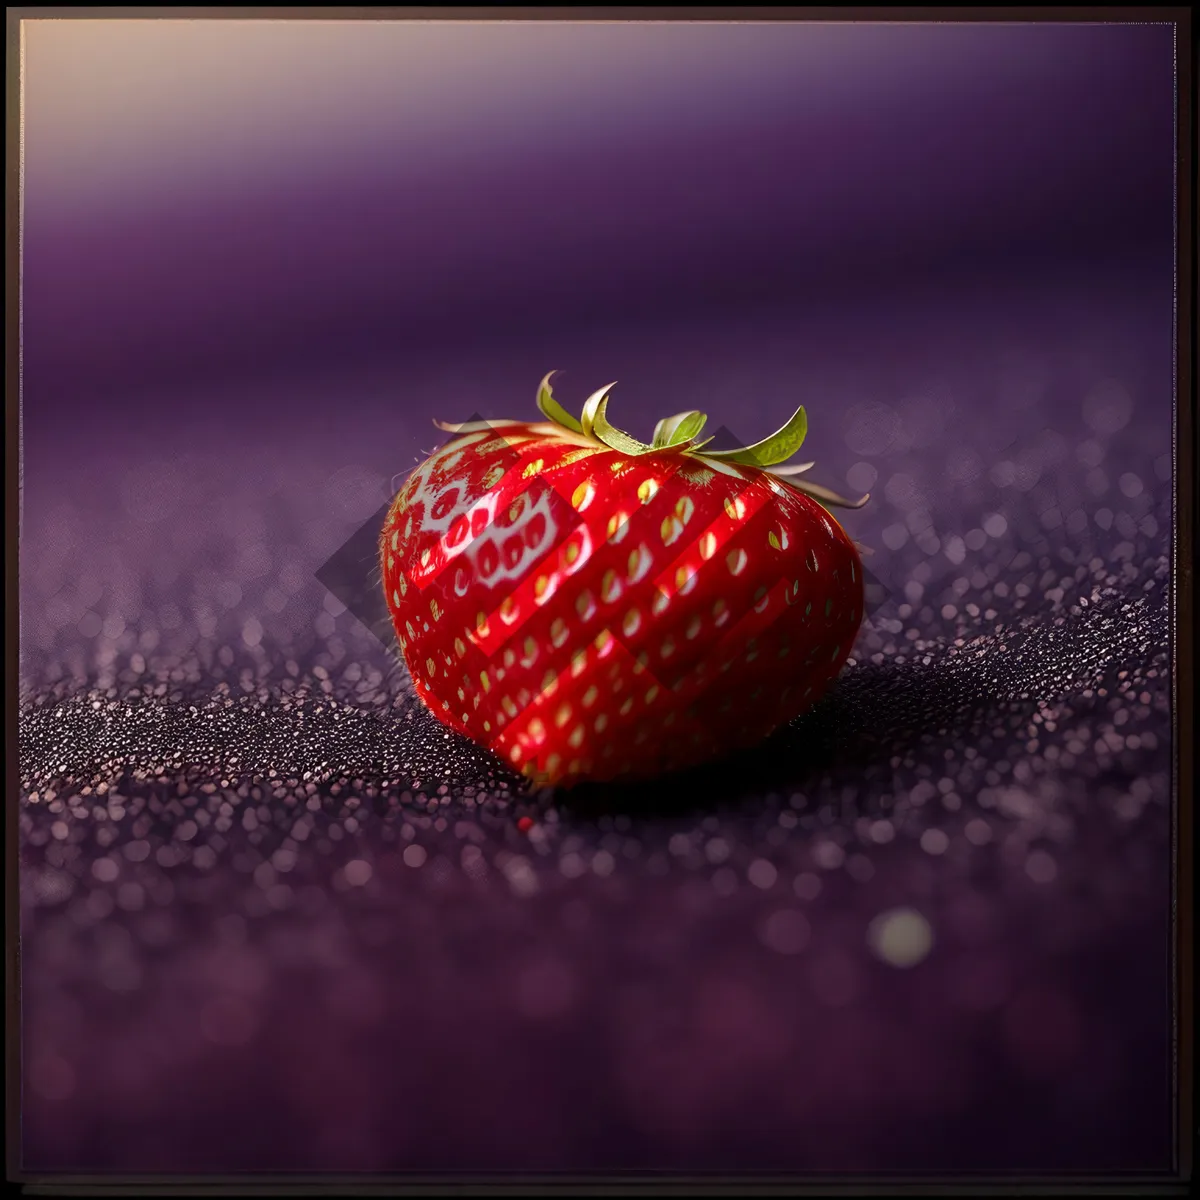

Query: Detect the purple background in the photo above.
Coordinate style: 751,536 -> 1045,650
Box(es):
18,18 -> 1178,1178
20,20 -> 1174,446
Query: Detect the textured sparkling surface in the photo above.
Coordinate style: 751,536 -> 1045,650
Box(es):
19,302 -> 1175,1174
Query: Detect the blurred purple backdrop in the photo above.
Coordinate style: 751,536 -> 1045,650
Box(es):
21,20 -> 1174,449
17,17 -> 1179,1178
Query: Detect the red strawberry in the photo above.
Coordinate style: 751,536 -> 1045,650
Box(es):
380,374 -> 868,788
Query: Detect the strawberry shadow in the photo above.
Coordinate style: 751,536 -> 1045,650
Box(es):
549,657 -> 1037,821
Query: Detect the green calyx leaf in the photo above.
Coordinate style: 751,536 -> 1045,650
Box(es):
652,410 -> 708,449
703,405 -> 808,468
536,371 -> 585,434
784,478 -> 871,510
580,384 -> 656,456
433,417 -> 523,434
438,375 -> 868,514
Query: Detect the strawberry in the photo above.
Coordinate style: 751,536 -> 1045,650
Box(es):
380,374 -> 869,788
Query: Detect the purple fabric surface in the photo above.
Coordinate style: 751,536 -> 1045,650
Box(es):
18,269 -> 1175,1174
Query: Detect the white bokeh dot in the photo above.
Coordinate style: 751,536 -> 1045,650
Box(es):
867,908 -> 934,968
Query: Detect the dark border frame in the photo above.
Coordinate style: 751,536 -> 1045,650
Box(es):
6,6 -> 1194,1195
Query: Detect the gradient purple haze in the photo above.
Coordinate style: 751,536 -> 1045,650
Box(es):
21,20 -> 1173,443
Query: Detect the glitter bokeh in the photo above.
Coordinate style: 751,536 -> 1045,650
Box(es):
18,277 -> 1176,1173
17,18 -> 1177,1178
